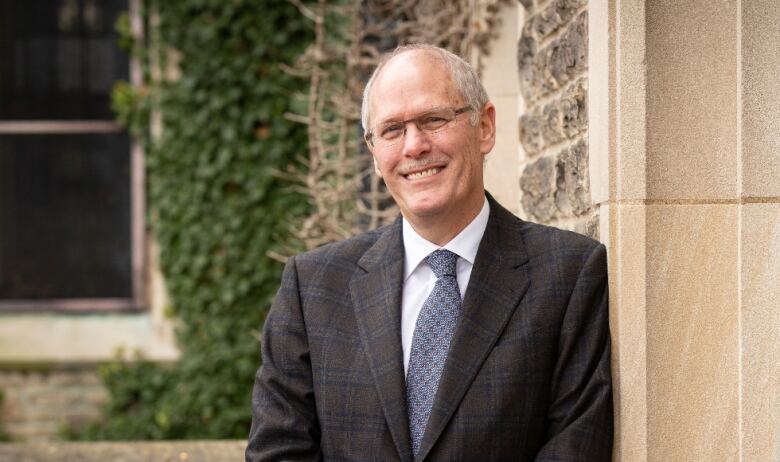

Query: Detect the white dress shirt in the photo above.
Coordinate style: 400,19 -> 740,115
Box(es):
400,197 -> 490,374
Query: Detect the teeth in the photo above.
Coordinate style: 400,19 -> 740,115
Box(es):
407,167 -> 440,180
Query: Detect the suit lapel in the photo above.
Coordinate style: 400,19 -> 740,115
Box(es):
350,217 -> 413,462
417,197 -> 532,461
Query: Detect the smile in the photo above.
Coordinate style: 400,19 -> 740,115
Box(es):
405,167 -> 441,180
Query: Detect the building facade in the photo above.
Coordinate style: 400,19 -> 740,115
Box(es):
0,1 -> 778,460
481,1 -> 780,460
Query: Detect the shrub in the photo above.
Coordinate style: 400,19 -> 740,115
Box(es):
72,0 -> 313,439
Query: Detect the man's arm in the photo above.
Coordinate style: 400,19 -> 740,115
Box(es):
536,243 -> 613,461
246,256 -> 322,462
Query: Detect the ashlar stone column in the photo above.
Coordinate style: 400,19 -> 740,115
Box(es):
589,0 -> 780,460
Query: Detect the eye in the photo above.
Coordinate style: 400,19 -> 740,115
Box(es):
418,115 -> 449,131
379,123 -> 404,139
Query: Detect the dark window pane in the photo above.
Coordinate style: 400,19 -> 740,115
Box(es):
0,0 -> 129,120
0,133 -> 132,299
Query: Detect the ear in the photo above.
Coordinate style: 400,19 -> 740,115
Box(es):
478,102 -> 497,156
364,133 -> 383,178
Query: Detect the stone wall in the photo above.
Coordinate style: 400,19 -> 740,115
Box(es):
0,369 -> 106,441
485,1 -> 780,459
588,0 -> 780,459
516,0 -> 596,238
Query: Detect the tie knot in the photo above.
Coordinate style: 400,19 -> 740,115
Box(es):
426,249 -> 458,279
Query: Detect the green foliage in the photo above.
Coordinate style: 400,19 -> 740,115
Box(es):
114,12 -> 134,52
71,0 -> 313,440
111,81 -> 151,141
0,390 -> 11,442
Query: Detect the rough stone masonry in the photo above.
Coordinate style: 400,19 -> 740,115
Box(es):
0,369 -> 106,441
517,0 -> 597,239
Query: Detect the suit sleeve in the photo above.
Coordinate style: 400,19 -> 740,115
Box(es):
536,243 -> 613,461
246,256 -> 322,462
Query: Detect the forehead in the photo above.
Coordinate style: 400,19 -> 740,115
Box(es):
369,52 -> 460,124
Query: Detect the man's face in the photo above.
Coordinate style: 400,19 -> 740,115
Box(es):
366,52 -> 495,229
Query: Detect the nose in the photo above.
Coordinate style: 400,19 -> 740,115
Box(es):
400,123 -> 431,158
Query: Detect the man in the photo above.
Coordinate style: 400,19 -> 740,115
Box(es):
247,44 -> 612,461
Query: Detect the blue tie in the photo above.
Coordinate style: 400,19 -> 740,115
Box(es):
406,249 -> 462,457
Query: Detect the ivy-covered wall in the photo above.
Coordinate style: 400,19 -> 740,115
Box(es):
73,0 -> 313,439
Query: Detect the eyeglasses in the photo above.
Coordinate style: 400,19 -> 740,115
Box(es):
365,105 -> 473,149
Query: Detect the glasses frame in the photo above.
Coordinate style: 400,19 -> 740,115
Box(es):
364,105 -> 473,149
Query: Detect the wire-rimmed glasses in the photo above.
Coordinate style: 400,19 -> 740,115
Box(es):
365,105 -> 472,149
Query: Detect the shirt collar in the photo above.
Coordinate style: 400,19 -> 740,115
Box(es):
402,196 -> 490,280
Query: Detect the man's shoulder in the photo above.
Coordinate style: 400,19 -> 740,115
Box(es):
518,219 -> 602,256
294,221 -> 394,266
285,222 -> 398,293
508,217 -> 606,288
488,197 -> 602,261
502,213 -> 604,276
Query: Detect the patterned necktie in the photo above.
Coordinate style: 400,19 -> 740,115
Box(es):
406,249 -> 462,457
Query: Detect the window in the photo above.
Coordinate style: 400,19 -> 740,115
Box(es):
0,0 -> 144,311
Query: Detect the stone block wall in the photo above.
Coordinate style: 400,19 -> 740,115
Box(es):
516,0 -> 596,238
0,369 -> 107,441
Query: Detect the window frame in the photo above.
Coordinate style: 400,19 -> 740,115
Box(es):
0,0 -> 146,313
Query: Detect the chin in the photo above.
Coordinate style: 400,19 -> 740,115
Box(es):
401,196 -> 450,219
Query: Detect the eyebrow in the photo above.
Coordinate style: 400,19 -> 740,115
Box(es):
376,106 -> 451,126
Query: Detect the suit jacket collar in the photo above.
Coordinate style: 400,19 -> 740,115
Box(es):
350,193 -> 531,462
351,216 -> 412,461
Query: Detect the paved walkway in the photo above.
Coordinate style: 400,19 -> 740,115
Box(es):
0,440 -> 246,461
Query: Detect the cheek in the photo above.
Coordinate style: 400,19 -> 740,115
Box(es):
459,150 -> 485,184
372,155 -> 394,177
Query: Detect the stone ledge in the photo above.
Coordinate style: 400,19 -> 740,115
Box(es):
0,440 -> 245,462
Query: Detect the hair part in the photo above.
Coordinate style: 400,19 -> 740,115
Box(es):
360,44 -> 490,132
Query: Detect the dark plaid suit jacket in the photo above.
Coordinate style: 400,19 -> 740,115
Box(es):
247,194 -> 613,461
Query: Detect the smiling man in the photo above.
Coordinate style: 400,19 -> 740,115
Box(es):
247,44 -> 613,461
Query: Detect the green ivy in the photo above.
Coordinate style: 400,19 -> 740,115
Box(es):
0,390 -> 11,442
70,0 -> 314,440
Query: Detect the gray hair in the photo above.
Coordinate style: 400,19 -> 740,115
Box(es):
360,44 -> 490,131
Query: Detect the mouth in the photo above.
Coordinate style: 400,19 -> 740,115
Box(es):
404,166 -> 443,180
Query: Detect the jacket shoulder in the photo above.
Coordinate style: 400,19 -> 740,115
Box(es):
293,223 -> 390,269
515,219 -> 604,270
487,193 -> 601,263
